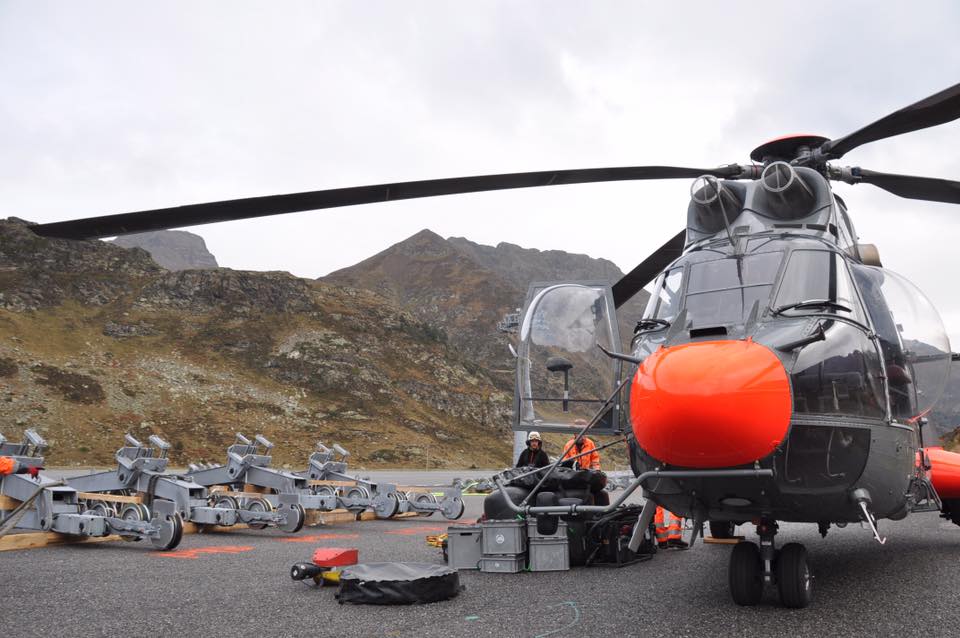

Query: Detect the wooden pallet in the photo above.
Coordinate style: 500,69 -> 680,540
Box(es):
703,536 -> 745,545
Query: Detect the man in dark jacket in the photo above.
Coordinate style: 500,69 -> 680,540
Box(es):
515,431 -> 549,467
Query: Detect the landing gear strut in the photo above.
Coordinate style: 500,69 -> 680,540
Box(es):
728,519 -> 812,608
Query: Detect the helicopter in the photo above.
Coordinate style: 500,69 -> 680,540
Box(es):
24,81 -> 960,608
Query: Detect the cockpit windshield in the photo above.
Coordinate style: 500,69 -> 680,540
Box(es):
773,250 -> 864,323
684,251 -> 782,328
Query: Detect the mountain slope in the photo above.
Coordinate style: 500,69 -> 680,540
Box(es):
0,220 -> 512,468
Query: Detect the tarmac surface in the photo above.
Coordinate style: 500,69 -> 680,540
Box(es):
3,471 -> 960,637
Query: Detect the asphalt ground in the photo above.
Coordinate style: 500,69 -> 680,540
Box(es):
3,475 -> 960,638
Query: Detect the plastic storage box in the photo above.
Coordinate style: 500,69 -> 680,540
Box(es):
446,525 -> 483,570
529,537 -> 570,571
481,519 -> 527,556
527,519 -> 568,540
479,554 -> 527,573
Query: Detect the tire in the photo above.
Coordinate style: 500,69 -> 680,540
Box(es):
729,542 -> 763,606
710,521 -> 736,539
776,543 -> 812,608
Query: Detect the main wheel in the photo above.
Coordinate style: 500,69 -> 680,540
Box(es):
150,512 -> 184,551
776,543 -> 812,608
279,503 -> 306,534
729,541 -> 763,606
245,496 -> 274,530
710,521 -> 736,539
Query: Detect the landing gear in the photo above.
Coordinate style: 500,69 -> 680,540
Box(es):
776,543 -> 812,608
727,519 -> 812,608
729,542 -> 763,605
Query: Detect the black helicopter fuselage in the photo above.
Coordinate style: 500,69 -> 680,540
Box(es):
626,165 -> 949,526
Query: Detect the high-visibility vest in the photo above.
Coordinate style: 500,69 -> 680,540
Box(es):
561,437 -> 600,471
654,506 -> 683,543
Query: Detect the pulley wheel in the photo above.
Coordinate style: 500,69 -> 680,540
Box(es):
373,491 -> 400,519
150,512 -> 184,551
279,503 -> 306,534
245,496 -> 274,530
408,491 -> 438,517
213,495 -> 240,510
85,500 -> 117,518
119,503 -> 146,542
440,497 -> 465,520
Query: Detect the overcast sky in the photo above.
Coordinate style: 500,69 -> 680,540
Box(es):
3,2 -> 960,340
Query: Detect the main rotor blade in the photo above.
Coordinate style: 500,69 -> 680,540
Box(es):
856,168 -> 960,204
822,82 -> 960,159
30,165 -> 739,240
612,229 -> 686,308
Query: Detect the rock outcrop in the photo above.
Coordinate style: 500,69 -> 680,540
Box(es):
112,230 -> 218,271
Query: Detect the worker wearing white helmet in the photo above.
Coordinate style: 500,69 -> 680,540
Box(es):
515,431 -> 549,468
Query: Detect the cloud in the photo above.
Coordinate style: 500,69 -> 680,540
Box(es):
2,1 -> 960,342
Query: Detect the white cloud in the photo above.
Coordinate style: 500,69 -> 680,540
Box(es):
2,1 -> 960,340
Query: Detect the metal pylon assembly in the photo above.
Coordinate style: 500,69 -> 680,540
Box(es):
0,430 -> 182,550
66,433 -> 289,532
300,442 -> 464,520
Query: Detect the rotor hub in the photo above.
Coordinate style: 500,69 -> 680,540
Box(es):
749,135 -> 830,164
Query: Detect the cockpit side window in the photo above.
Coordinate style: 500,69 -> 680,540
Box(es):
652,268 -> 683,320
773,250 -> 865,322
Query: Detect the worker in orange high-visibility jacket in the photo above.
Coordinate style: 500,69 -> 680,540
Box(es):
0,456 -> 42,478
560,436 -> 601,471
654,505 -> 687,549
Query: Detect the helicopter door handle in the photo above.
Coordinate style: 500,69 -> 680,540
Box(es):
775,323 -> 826,352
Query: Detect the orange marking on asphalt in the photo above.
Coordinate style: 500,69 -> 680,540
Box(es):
279,533 -> 360,543
386,525 -> 446,535
156,545 -> 254,559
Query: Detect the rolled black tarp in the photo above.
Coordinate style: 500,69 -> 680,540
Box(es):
336,563 -> 462,605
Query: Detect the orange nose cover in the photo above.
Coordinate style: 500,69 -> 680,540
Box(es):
630,340 -> 792,468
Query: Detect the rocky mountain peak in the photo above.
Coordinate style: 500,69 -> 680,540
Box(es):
112,230 -> 218,271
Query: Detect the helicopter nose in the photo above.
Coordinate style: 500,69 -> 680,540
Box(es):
630,339 -> 791,468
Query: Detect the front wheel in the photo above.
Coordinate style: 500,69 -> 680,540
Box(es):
776,543 -> 812,608
729,542 -> 763,606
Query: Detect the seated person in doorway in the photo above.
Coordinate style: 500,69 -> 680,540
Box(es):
561,422 -> 609,505
515,431 -> 549,468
